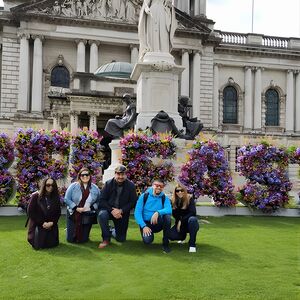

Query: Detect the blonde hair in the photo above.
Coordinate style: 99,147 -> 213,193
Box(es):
171,183 -> 190,209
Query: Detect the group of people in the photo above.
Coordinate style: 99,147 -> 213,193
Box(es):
27,165 -> 200,253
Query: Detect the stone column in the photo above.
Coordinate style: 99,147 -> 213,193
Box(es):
192,50 -> 201,119
31,35 -> 44,114
194,0 -> 200,16
52,112 -> 62,130
286,70 -> 295,132
88,112 -> 98,131
200,0 -> 206,16
130,44 -> 139,64
17,33 -> 30,112
181,49 -> 190,97
89,40 -> 99,91
70,111 -> 79,135
253,67 -> 262,130
295,71 -> 300,132
212,63 -> 219,129
244,66 -> 253,130
175,0 -> 190,14
74,39 -> 87,90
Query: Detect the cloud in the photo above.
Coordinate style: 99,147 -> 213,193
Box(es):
207,0 -> 300,37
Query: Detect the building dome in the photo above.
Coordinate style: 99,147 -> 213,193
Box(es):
94,61 -> 133,79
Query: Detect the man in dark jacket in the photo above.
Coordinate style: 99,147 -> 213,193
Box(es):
98,164 -> 137,248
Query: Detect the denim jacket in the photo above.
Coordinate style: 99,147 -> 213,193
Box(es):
64,182 -> 100,214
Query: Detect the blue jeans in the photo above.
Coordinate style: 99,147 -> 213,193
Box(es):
98,210 -> 130,242
140,214 -> 171,246
168,216 -> 199,247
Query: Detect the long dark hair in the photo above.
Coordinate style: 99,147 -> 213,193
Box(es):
77,167 -> 92,189
171,183 -> 190,209
38,177 -> 59,200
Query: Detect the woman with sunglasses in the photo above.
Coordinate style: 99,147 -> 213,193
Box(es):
169,183 -> 199,253
27,177 -> 61,250
64,167 -> 100,243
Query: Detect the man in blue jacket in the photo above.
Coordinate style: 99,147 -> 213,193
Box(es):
134,179 -> 172,253
98,164 -> 137,248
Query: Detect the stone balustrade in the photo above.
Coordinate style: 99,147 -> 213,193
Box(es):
215,31 -> 299,49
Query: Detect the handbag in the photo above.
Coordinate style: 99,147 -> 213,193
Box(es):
81,210 -> 98,225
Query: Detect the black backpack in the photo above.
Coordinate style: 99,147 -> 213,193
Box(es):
143,192 -> 165,208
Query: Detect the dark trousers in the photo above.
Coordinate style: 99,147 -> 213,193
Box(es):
168,216 -> 199,247
140,214 -> 171,246
98,210 -> 130,242
66,211 -> 92,243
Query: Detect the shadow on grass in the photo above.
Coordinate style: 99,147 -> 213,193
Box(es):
41,241 -> 101,260
78,239 -> 241,263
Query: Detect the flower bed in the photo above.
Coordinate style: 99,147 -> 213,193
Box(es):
14,129 -> 71,207
69,129 -> 104,182
0,133 -> 15,205
120,131 -> 176,194
236,142 -> 292,212
179,139 -> 236,207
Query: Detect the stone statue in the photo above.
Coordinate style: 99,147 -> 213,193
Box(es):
150,106 -> 203,140
138,0 -> 177,59
178,96 -> 203,139
104,94 -> 137,138
96,0 -> 107,17
126,1 -> 136,21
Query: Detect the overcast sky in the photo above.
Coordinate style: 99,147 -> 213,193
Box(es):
207,0 -> 300,38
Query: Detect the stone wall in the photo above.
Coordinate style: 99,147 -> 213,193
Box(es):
0,26 -> 19,118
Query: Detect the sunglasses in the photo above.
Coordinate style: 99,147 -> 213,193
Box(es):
80,173 -> 90,177
46,183 -> 54,187
175,189 -> 184,193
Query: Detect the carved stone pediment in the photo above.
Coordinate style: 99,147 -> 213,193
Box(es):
11,0 -> 142,24
10,0 -> 212,35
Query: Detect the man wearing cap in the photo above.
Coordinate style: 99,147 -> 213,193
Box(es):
97,164 -> 137,248
134,179 -> 172,253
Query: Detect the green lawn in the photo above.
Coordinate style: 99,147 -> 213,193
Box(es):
0,216 -> 299,300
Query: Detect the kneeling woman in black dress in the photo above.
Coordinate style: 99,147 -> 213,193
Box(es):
27,177 -> 61,249
169,183 -> 200,253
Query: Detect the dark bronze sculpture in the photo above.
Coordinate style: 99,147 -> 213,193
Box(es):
104,94 -> 137,138
150,96 -> 203,140
178,96 -> 203,138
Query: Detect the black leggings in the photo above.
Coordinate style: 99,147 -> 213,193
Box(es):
168,216 -> 199,247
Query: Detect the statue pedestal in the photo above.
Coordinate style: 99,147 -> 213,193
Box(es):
131,52 -> 185,131
102,139 -> 122,183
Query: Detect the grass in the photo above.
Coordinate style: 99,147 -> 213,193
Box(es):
0,216 -> 299,300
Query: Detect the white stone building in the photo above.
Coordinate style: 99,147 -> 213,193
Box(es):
1,0 -> 300,179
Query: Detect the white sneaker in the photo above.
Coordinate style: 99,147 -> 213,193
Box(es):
177,240 -> 185,244
111,228 -> 116,239
189,246 -> 196,253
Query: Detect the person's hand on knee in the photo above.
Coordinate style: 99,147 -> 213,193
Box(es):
151,212 -> 159,225
143,226 -> 152,236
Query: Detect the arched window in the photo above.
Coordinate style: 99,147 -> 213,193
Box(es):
265,89 -> 279,126
223,86 -> 238,124
51,66 -> 70,88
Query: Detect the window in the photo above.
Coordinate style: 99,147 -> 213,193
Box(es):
223,86 -> 238,124
265,89 -> 279,126
51,66 -> 70,88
